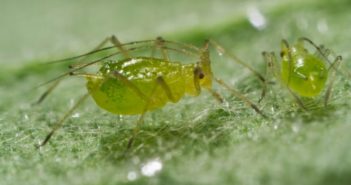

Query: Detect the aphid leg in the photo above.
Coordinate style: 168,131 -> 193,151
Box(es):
113,70 -> 195,149
110,35 -> 130,58
34,80 -> 61,105
69,72 -> 103,79
35,72 -> 74,104
156,76 -> 176,102
298,37 -> 327,59
36,93 -> 89,148
69,35 -> 130,69
35,37 -> 124,142
287,88 -> 308,110
299,37 -> 340,71
261,51 -> 285,103
35,71 -> 72,105
151,37 -> 170,61
207,89 -> 224,103
111,71 -> 149,101
67,37 -> 113,69
35,36 -> 117,104
208,40 -> 266,102
125,76 -> 176,151
299,37 -> 350,79
315,45 -> 331,59
109,70 -> 151,151
213,77 -> 267,118
193,65 -> 223,103
320,49 -> 350,79
324,56 -> 342,107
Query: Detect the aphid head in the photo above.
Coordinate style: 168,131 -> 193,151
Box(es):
198,41 -> 213,89
280,39 -> 304,61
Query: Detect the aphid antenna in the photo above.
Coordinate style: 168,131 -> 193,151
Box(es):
35,51 -> 123,88
44,39 -> 158,64
165,40 -> 201,52
298,37 -> 345,75
34,43 -> 203,105
208,39 -> 266,87
44,46 -> 115,64
33,50 -> 125,105
208,39 -> 268,103
163,46 -> 199,57
44,39 -> 201,65
305,37 -> 350,79
152,37 -> 169,61
38,44 -> 170,88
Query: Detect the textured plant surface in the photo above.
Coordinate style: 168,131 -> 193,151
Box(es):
1,0 -> 351,185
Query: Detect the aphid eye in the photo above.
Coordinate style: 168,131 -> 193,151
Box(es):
280,51 -> 284,58
194,67 -> 205,79
199,72 -> 205,79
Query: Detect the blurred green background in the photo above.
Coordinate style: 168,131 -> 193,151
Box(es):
1,0 -> 351,185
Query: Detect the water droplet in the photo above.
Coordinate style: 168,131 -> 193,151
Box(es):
72,113 -> 80,118
270,106 -> 275,113
69,99 -> 75,107
247,6 -> 267,30
24,114 -> 29,120
141,158 -> 163,177
273,124 -> 278,130
292,123 -> 300,133
127,171 -> 138,181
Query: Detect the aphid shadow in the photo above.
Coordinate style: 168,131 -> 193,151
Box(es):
280,100 -> 339,124
89,108 -> 233,164
262,78 -> 346,124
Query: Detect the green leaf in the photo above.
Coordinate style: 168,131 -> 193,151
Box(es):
1,0 -> 351,185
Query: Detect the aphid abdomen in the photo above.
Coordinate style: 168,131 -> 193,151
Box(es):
87,77 -> 144,115
281,53 -> 328,97
86,57 -> 187,115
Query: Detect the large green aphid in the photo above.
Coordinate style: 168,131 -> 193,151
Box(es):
36,36 -> 266,148
87,56 -> 211,115
262,37 -> 342,108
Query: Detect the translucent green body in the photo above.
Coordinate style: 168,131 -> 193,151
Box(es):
86,57 -> 212,115
281,45 -> 328,97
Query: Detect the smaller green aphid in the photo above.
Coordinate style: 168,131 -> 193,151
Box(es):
36,36 -> 266,148
262,37 -> 342,109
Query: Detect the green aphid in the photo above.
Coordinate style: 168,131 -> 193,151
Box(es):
262,37 -> 342,109
36,36 -> 266,148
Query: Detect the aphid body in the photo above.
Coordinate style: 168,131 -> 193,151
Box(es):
280,41 -> 328,97
262,37 -> 342,107
87,56 -> 212,115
